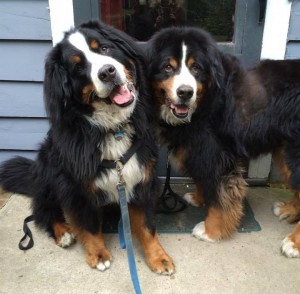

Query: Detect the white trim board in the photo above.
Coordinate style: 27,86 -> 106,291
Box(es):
260,0 -> 292,60
48,0 -> 75,46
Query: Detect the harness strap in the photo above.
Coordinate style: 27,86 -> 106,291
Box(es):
99,136 -> 142,169
118,184 -> 142,294
19,214 -> 35,251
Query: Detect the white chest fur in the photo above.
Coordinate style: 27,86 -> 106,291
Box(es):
94,125 -> 145,203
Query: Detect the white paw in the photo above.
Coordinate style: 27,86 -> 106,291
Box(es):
154,266 -> 175,276
281,237 -> 300,258
183,193 -> 198,207
96,260 -> 111,272
57,232 -> 75,248
273,202 -> 284,217
192,222 -> 216,242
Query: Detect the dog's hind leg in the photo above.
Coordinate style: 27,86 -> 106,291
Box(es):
32,198 -> 75,248
183,182 -> 205,207
272,146 -> 300,257
52,221 -> 75,248
129,204 -> 175,275
193,168 -> 248,241
272,147 -> 300,223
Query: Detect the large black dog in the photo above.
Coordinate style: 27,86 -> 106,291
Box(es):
147,26 -> 300,257
0,21 -> 174,274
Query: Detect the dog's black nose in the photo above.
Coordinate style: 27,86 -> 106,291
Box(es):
177,85 -> 194,100
98,64 -> 116,82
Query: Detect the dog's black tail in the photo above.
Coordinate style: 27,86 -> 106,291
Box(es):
0,157 -> 35,197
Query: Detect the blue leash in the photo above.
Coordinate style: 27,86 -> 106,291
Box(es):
116,162 -> 142,294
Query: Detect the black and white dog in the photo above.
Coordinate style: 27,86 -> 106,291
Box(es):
0,21 -> 175,274
147,26 -> 300,257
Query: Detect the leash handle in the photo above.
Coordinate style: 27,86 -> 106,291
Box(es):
118,184 -> 142,294
157,150 -> 187,214
19,214 -> 35,251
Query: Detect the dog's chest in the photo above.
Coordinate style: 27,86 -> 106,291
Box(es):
94,126 -> 144,203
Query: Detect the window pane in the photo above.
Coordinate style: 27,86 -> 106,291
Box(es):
99,0 -> 236,42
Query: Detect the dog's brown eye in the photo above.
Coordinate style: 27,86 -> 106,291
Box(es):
101,46 -> 109,54
191,63 -> 201,75
164,64 -> 173,73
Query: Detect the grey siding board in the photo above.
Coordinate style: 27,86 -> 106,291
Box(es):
288,1 -> 300,41
285,2 -> 300,59
0,0 -> 51,40
0,41 -> 51,82
0,151 -> 37,163
285,41 -> 300,59
0,0 -> 52,164
0,82 -> 46,117
0,118 -> 49,150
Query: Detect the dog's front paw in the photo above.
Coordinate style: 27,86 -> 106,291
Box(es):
192,222 -> 218,242
147,252 -> 175,275
273,201 -> 299,223
281,237 -> 300,258
87,248 -> 113,272
96,260 -> 112,272
281,223 -> 300,258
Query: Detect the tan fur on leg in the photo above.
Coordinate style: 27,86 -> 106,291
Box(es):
67,216 -> 112,271
129,205 -> 175,275
184,182 -> 205,207
193,167 -> 248,241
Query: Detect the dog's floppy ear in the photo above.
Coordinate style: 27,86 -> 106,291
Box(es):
206,44 -> 225,90
44,44 -> 72,125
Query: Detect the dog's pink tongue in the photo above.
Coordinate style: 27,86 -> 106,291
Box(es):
170,103 -> 189,114
110,84 -> 131,105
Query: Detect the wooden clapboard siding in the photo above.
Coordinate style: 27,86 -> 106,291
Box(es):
0,0 -> 51,40
0,41 -> 51,82
0,0 -> 51,164
0,151 -> 37,163
0,82 -> 46,117
0,118 -> 49,150
286,2 -> 300,59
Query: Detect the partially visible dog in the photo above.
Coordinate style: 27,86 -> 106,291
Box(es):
0,21 -> 174,274
147,26 -> 300,257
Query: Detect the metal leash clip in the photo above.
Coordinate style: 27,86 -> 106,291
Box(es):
115,159 -> 126,187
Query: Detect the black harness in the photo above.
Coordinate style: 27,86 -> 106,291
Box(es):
99,136 -> 142,169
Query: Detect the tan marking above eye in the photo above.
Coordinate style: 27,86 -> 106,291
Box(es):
71,55 -> 81,64
187,57 -> 196,68
90,39 -> 99,50
169,58 -> 178,69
